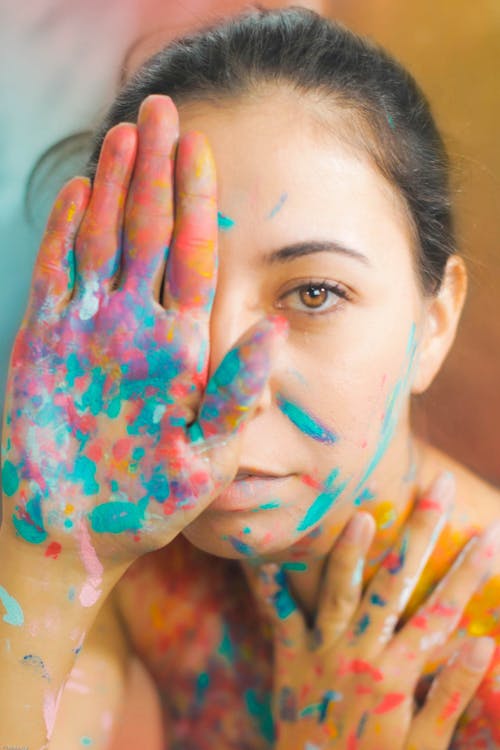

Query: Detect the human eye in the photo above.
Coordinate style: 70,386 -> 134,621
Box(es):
276,280 -> 352,315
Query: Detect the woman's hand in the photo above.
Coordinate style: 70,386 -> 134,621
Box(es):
1,94 -> 285,563
256,474 -> 497,749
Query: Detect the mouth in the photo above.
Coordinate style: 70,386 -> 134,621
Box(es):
209,470 -> 293,512
234,467 -> 290,481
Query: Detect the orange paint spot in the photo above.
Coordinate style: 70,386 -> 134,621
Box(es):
438,690 -> 461,723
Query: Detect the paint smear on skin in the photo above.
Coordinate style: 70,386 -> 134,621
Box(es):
370,593 -> 387,607
217,211 -> 235,231
195,672 -> 210,705
76,522 -> 103,608
45,541 -> 62,559
382,531 -> 409,575
81,738 -> 93,746
354,613 -> 371,636
0,585 -> 24,626
244,689 -> 275,743
356,712 -> 369,738
266,192 -> 288,220
297,469 -> 348,532
228,536 -> 254,556
272,569 -> 298,619
277,394 -> 338,445
89,499 -> 147,534
279,686 -> 298,721
255,500 -> 281,511
354,323 -> 418,494
2,459 -> 19,496
22,654 -> 49,679
438,690 -> 461,723
282,561 -> 308,572
354,488 -> 375,506
318,690 -> 343,722
373,692 -> 406,714
12,495 -> 47,544
78,274 -> 100,321
338,658 -> 383,682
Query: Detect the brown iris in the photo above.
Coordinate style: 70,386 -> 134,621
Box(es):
299,285 -> 328,309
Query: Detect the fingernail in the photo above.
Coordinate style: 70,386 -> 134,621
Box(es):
462,637 -> 495,672
345,513 -> 372,545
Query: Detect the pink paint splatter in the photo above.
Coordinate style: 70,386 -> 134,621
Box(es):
374,692 -> 405,714
76,521 -> 103,607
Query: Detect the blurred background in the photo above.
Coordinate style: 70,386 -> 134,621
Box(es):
1,0 -> 499,491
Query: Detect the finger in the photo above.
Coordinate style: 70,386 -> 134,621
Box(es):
349,472 -> 455,656
74,123 -> 138,295
187,315 -> 288,444
407,637 -> 495,750
391,520 -> 500,668
254,563 -> 306,650
315,512 -> 376,647
165,130 -> 218,314
26,177 -> 91,318
121,95 -> 178,294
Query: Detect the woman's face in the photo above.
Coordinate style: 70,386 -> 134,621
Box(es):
178,89 -> 428,561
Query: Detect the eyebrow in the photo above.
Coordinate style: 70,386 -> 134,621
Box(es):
263,240 -> 371,267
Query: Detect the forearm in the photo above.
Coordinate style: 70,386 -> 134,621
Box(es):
0,529 -> 128,749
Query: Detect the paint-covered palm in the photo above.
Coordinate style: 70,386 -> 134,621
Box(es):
1,96 -> 284,562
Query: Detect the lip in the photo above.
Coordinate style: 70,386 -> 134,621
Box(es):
210,474 -> 292,512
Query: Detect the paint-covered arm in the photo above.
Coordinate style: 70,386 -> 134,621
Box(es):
254,476 -> 496,749
0,94 -> 285,747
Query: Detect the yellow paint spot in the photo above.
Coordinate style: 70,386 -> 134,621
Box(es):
64,504 -> 74,515
67,202 -> 76,222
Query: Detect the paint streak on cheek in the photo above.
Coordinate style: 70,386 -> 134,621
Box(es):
277,393 -> 338,446
0,585 -> 24,626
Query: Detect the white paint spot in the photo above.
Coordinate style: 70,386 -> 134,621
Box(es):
153,404 -> 166,424
79,275 -> 100,321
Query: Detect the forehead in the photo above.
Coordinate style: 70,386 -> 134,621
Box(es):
177,90 -> 415,270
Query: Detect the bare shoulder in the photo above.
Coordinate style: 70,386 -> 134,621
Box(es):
415,438 -> 500,530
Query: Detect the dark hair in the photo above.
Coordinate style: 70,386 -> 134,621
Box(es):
85,5 -> 455,294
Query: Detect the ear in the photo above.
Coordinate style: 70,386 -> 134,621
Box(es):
411,255 -> 468,395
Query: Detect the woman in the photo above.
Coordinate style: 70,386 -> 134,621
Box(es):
1,7 -> 499,748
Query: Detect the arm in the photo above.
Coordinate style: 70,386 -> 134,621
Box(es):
1,94 -> 284,749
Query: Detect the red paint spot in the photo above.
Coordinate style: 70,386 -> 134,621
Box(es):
338,659 -> 383,682
347,731 -> 358,750
113,438 -> 133,460
381,551 -> 400,570
374,693 -> 406,714
439,690 -> 461,722
429,602 -> 457,617
86,442 -> 103,463
412,614 -> 429,629
45,541 -> 62,559
355,685 -> 373,696
301,474 -> 321,489
419,498 -> 443,512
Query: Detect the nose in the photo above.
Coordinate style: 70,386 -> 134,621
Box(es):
207,286 -> 275,413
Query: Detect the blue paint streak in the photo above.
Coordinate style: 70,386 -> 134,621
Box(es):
266,192 -> 288,219
354,613 -> 371,636
217,211 -> 235,231
297,473 -> 347,532
277,394 -> 337,445
370,593 -> 387,607
0,585 -> 24,626
354,487 -> 375,506
228,536 -> 254,556
245,689 -> 275,743
272,569 -> 298,619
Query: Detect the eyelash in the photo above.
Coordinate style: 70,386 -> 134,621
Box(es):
277,280 -> 352,316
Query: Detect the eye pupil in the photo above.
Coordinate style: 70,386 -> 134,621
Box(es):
299,285 -> 328,308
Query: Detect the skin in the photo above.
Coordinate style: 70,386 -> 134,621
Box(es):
1,92 -> 499,748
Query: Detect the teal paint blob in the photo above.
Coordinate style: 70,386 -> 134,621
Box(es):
244,689 -> 275,743
218,623 -> 234,663
12,496 -> 47,544
195,672 -> 210,705
80,367 -> 106,416
257,501 -> 281,511
370,593 -> 386,607
2,460 -> 19,496
90,500 -> 146,534
66,352 -> 85,387
272,569 -> 297,619
354,613 -> 371,636
210,348 -> 241,389
0,585 -> 24,626
296,473 -> 347,532
80,738 -> 93,747
72,456 -> 99,495
217,211 -> 235,231
354,488 -> 375,506
228,536 -> 254,556
277,394 -> 337,445
281,561 -> 307,572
